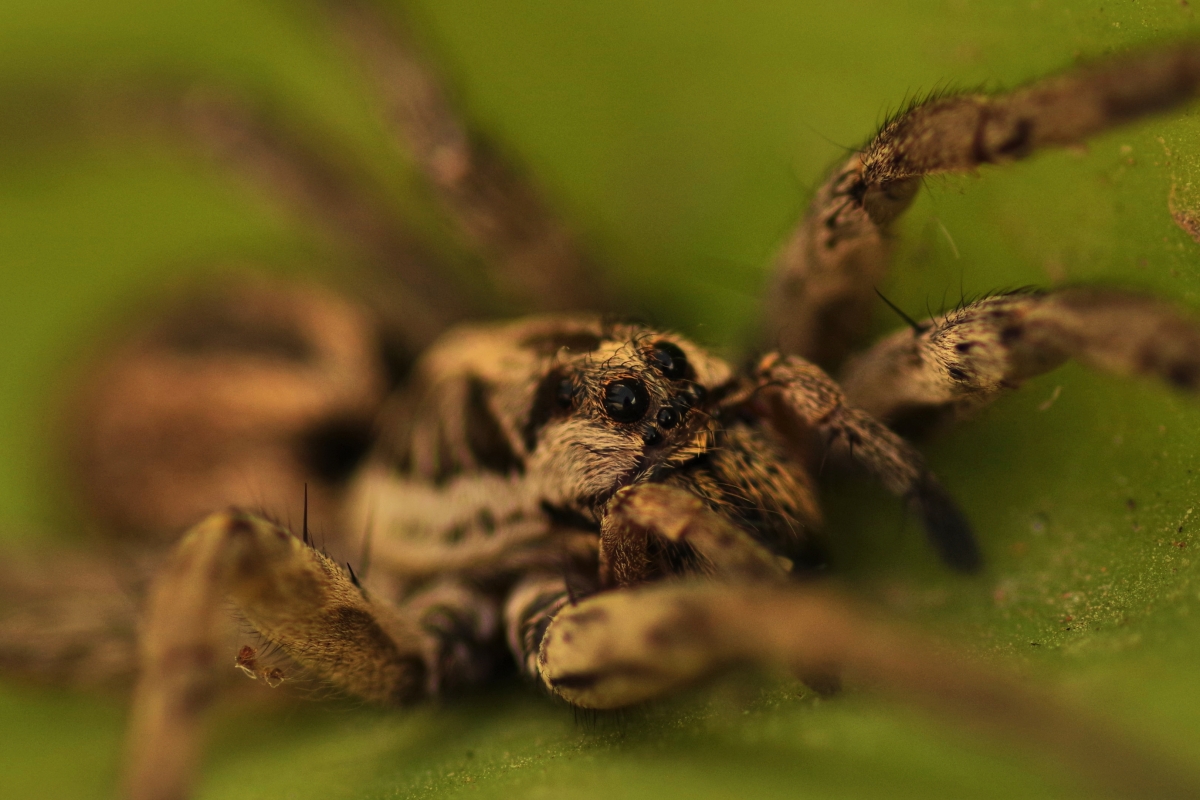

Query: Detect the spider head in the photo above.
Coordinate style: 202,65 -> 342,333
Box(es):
388,316 -> 736,510
520,321 -> 734,508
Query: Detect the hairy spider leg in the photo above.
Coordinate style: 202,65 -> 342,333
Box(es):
840,287 -> 1200,434
765,41 -> 1200,368
123,511 -> 498,800
5,0 -> 616,350
536,581 -> 1200,800
504,573 -> 573,679
754,353 -> 978,570
598,482 -> 791,587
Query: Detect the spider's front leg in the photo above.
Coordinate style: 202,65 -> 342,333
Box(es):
839,287 -> 1200,433
536,580 -> 1199,800
505,487 -> 817,703
754,354 -> 979,570
123,511 -> 498,800
598,482 -> 791,587
766,41 -> 1200,367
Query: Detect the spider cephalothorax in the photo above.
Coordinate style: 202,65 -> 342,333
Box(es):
392,318 -> 831,574
6,5 -> 1200,800
386,318 -> 733,503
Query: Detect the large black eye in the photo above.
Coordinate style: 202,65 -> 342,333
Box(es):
648,341 -> 690,380
603,378 -> 650,422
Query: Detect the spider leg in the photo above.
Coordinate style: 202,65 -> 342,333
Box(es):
505,573 -> 573,679
72,278 -> 387,546
500,489 -> 781,681
598,482 -> 791,587
754,353 -> 979,571
839,287 -> 1200,434
536,581 -> 1200,800
324,0 -> 612,314
502,482 -> 793,678
3,80 -> 477,350
0,546 -> 142,689
123,510 -> 498,800
765,41 -> 1200,368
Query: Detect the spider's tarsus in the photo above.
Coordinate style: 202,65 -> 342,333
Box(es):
910,477 -> 982,573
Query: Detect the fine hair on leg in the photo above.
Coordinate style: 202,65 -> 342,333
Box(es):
765,41 -> 1200,368
599,482 -> 791,587
124,511 -> 436,800
754,353 -> 979,571
538,581 -> 1200,800
839,287 -> 1200,434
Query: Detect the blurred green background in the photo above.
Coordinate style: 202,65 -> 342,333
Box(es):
4,1 -> 1200,798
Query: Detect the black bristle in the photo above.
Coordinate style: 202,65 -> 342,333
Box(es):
302,483 -> 310,547
874,287 -> 931,335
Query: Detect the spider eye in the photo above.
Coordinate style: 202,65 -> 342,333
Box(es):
556,377 -> 576,409
603,378 -> 650,423
655,406 -> 680,429
648,341 -> 690,380
676,382 -> 707,409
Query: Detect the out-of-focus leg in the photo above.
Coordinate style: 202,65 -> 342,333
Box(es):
538,581 -> 1200,800
326,0 -> 613,314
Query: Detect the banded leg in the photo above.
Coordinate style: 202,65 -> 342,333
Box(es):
72,279 -> 387,546
2,81 -> 477,349
505,574 -> 572,679
537,582 -> 1200,800
840,288 -> 1200,434
0,547 -> 142,689
765,41 -> 1200,368
123,511 -> 492,800
599,482 -> 791,587
326,0 -> 612,313
755,354 -> 978,571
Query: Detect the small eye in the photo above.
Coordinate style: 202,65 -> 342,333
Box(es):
655,406 -> 680,429
648,341 -> 690,380
603,378 -> 650,423
676,382 -> 707,409
556,377 -> 576,409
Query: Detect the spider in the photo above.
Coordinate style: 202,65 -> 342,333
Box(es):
5,3 -> 1200,800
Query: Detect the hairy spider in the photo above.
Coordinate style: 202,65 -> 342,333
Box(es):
5,3 -> 1200,800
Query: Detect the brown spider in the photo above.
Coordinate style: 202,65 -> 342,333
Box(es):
5,3 -> 1200,799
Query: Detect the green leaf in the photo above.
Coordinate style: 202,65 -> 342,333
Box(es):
2,1 -> 1200,798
